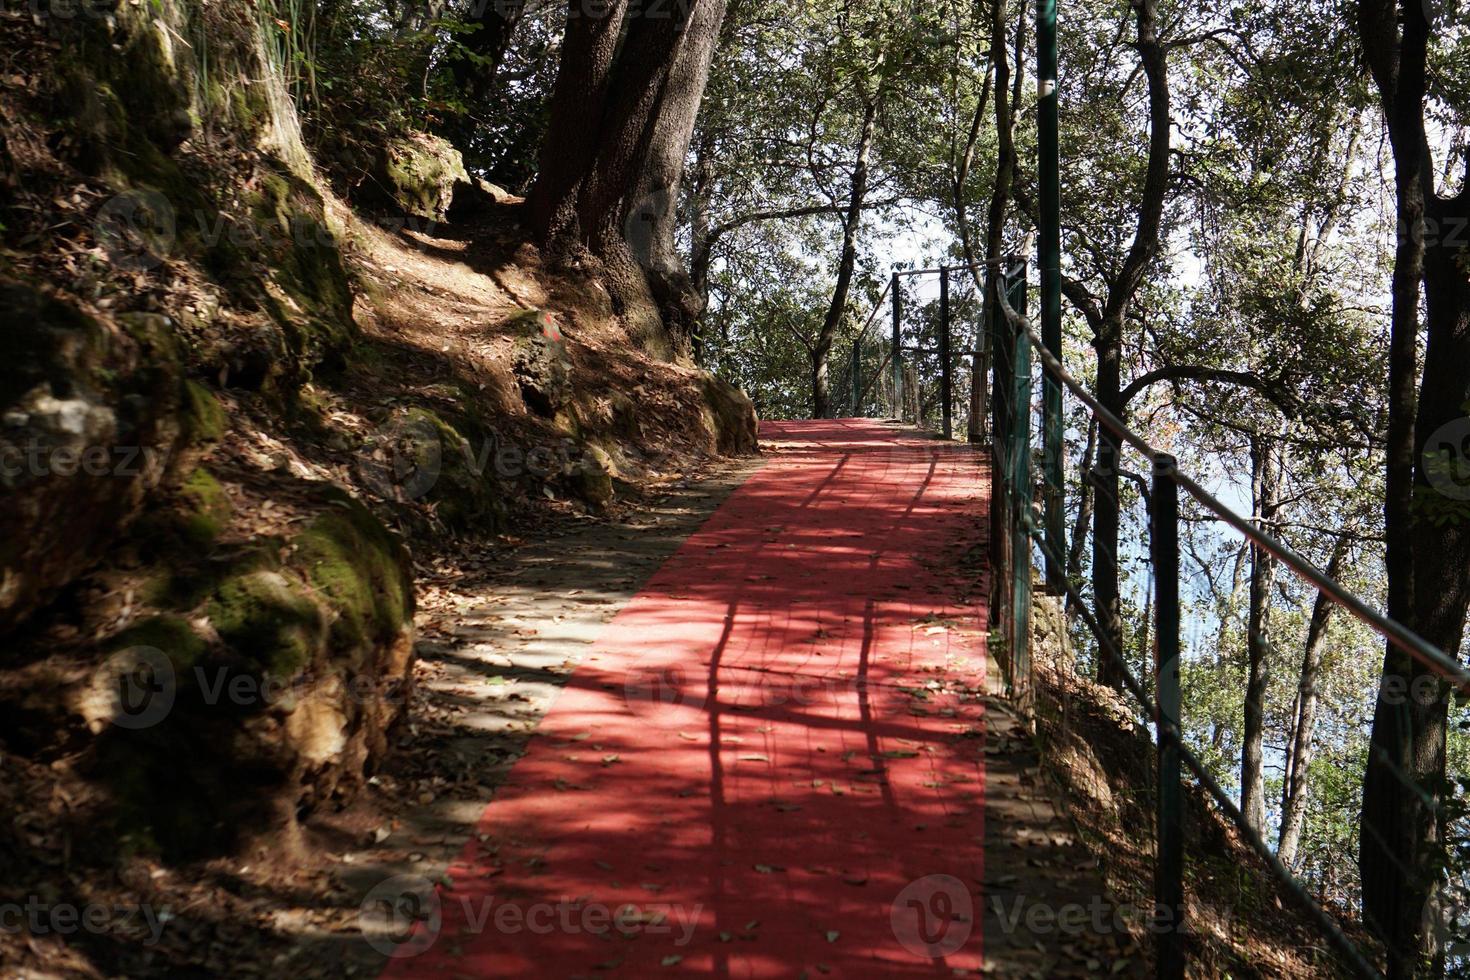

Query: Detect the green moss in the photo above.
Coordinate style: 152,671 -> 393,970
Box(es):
206,569 -> 324,679
109,615 -> 207,672
382,135 -> 469,218
181,380 -> 227,445
290,493 -> 412,657
178,468 -> 232,548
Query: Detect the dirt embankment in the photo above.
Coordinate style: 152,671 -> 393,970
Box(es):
0,4 -> 755,975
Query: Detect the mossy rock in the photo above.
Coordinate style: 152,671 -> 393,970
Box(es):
378,133 -> 469,220
177,467 -> 232,549
698,374 -> 759,456
0,282 -> 188,637
181,380 -> 227,445
358,408 -> 504,534
289,491 -> 413,660
511,333 -> 572,418
206,569 -> 326,680
572,444 -> 615,510
109,614 -> 208,674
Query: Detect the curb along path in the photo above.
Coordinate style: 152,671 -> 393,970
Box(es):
376,419 -> 1047,977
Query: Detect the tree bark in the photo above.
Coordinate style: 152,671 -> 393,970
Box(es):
1278,533 -> 1350,869
1240,432 -> 1280,836
526,0 -> 727,358
1355,1 -> 1470,974
1091,0 -> 1170,690
628,0 -> 730,345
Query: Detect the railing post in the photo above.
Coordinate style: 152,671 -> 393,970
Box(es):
1007,263 -> 1031,698
850,342 -> 862,417
940,266 -> 953,440
1151,453 -> 1185,980
891,272 -> 903,420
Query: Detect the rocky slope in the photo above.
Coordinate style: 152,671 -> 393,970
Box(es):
0,4 -> 756,968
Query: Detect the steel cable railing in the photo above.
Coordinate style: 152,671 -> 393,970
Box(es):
990,264 -> 1470,979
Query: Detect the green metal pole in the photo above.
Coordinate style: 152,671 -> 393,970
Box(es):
1038,0 -> 1065,592
891,272 -> 903,420
850,342 -> 862,417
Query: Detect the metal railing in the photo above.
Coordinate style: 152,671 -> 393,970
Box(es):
988,261 -> 1470,979
831,265 -> 998,439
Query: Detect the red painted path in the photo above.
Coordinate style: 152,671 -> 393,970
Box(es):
383,419 -> 994,977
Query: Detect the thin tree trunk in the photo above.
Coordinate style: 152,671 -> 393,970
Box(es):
813,91 -> 879,419
1241,433 -> 1280,835
1092,0 -> 1170,690
1065,416 -> 1097,586
955,60 -> 994,443
984,0 -> 1018,636
1278,533 -> 1351,869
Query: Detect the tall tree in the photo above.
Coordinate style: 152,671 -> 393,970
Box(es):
526,0 -> 728,357
1355,0 -> 1470,972
1278,533 -> 1352,869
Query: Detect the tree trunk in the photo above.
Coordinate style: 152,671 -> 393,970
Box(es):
813,92 -> 879,419
1278,533 -> 1350,869
955,60 -> 994,444
525,0 -> 629,250
526,0 -> 726,360
1240,433 -> 1279,835
1091,0 -> 1169,690
628,0 -> 729,346
1356,0 -> 1470,973
1066,417 -> 1097,586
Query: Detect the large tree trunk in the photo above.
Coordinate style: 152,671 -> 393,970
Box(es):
812,92 -> 879,419
526,0 -> 726,359
1278,533 -> 1350,869
524,0 -> 629,250
1356,1 -> 1470,974
1240,433 -> 1280,835
628,0 -> 729,346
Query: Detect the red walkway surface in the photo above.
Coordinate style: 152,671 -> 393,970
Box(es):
380,419 -> 993,977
